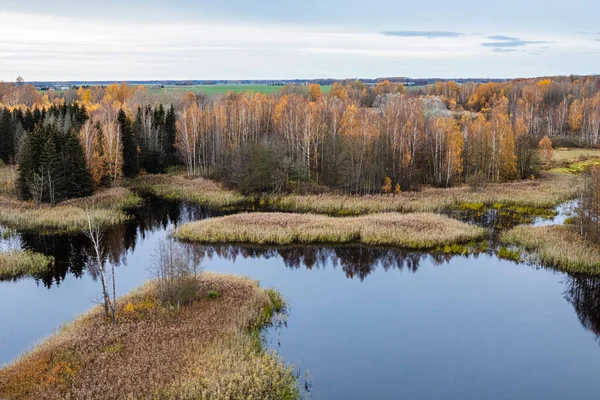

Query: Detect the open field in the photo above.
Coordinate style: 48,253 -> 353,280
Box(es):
0,250 -> 53,280
0,273 -> 298,400
174,212 -> 486,248
500,225 -> 600,274
147,84 -> 332,96
0,188 -> 141,233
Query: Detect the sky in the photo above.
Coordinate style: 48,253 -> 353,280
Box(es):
0,0 -> 599,81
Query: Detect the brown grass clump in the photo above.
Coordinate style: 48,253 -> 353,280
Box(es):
174,212 -> 486,248
130,174 -> 246,208
0,273 -> 299,400
0,188 -> 140,233
0,250 -> 53,280
500,225 -> 600,274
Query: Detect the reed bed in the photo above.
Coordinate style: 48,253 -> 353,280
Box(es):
500,225 -> 600,274
130,174 -> 246,208
0,273 -> 299,400
270,172 -> 579,215
0,188 -> 140,233
0,250 -> 53,280
175,212 -> 486,248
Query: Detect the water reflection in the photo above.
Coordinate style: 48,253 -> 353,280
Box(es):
195,244 -> 482,280
4,196 -> 220,287
3,195 -> 600,349
564,274 -> 600,341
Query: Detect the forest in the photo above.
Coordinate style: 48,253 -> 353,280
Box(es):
0,76 -> 598,240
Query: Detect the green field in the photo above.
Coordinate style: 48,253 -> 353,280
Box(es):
148,84 -> 331,96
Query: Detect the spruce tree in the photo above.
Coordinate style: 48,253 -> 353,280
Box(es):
23,109 -> 34,132
119,109 -> 139,178
163,105 -> 177,166
64,130 -> 93,198
0,108 -> 15,163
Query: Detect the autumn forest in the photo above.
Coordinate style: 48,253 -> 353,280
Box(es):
0,76 -> 598,203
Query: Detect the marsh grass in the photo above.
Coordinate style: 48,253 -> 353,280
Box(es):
129,170 -> 578,216
500,225 -> 600,274
174,212 -> 487,249
268,172 -> 579,215
130,174 -> 246,209
0,188 -> 140,233
0,250 -> 53,280
547,148 -> 600,173
0,273 -> 299,400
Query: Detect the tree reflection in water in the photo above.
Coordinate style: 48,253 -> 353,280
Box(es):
4,195 -> 600,344
564,274 -> 600,341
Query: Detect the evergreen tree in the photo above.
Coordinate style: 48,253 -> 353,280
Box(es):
18,124 -> 93,203
23,109 -> 34,132
63,130 -> 93,198
119,109 -> 139,178
0,108 -> 15,163
163,105 -> 177,166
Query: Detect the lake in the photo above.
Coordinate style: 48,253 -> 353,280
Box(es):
1,197 -> 600,399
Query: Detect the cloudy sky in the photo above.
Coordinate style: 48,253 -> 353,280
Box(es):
1,0 -> 599,81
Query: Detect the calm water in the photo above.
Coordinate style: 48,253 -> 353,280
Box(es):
1,198 -> 600,399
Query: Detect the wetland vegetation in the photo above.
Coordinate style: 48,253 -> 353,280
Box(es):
0,273 -> 299,400
1,76 -> 600,398
174,212 -> 486,248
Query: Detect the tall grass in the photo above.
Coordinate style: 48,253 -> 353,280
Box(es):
130,174 -> 246,208
270,172 -> 579,215
0,188 -> 140,233
500,225 -> 600,274
0,273 -> 299,400
174,212 -> 487,248
0,250 -> 53,280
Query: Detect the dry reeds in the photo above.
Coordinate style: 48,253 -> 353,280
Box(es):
0,188 -> 140,233
271,172 -> 580,215
0,250 -> 53,280
174,212 -> 486,248
130,174 -> 246,208
500,225 -> 600,274
0,273 -> 299,400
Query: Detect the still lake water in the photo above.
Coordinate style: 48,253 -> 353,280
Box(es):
1,198 -> 600,399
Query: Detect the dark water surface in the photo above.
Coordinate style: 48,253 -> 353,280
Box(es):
1,198 -> 600,399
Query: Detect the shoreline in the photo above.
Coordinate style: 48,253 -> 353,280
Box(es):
0,273 -> 300,400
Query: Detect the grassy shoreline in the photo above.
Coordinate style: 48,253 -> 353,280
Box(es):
0,250 -> 53,280
131,171 -> 578,216
500,225 -> 600,274
0,188 -> 141,233
0,273 -> 299,400
129,174 -> 246,209
174,212 -> 487,248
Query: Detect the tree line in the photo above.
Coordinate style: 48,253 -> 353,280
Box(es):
0,77 -> 599,200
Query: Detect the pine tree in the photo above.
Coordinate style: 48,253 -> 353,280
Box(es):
119,109 -> 139,178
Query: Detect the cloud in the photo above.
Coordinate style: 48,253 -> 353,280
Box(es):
492,48 -> 519,53
482,35 -> 551,48
487,35 -> 519,41
577,31 -> 600,35
381,31 -> 463,38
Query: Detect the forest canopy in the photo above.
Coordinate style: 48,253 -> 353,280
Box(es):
0,76 -> 599,201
